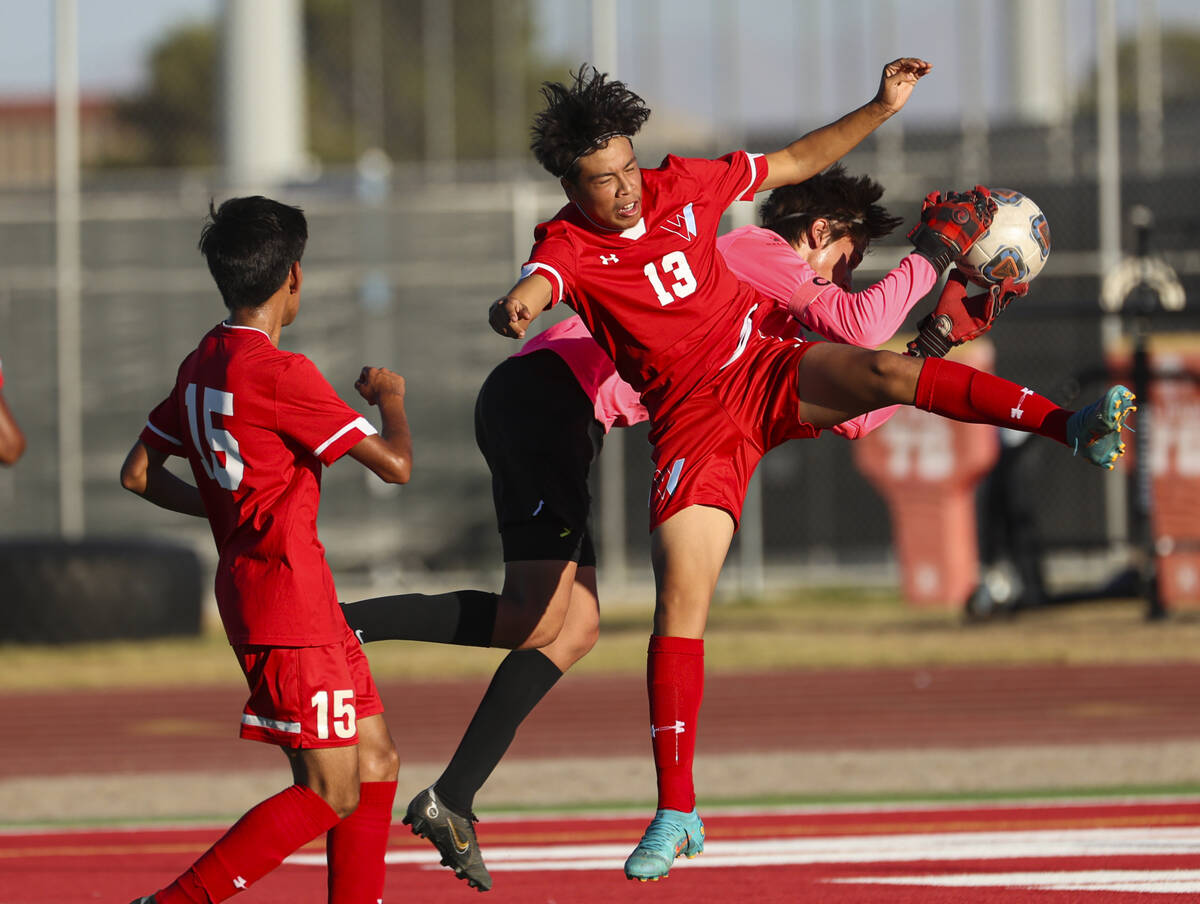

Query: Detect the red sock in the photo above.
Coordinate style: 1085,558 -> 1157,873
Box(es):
327,780 -> 397,904
155,784 -> 339,904
647,635 -> 704,812
914,357 -> 1070,444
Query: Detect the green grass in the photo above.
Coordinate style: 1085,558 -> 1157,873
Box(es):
4,587 -> 1198,693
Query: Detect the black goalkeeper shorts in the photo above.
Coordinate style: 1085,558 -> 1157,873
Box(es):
475,350 -> 604,566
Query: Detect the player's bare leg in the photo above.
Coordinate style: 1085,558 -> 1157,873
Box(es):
491,559 -> 579,648
405,568 -> 602,890
540,566 -> 601,670
650,505 -> 735,638
793,342 -> 919,426
626,505 -> 733,881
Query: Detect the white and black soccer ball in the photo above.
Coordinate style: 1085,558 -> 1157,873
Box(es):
957,189 -> 1051,287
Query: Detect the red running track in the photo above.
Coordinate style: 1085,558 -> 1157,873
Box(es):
4,662 -> 1200,778
7,798 -> 1200,903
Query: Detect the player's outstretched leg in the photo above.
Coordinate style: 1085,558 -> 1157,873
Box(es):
1065,385 -> 1137,470
403,786 -> 493,891
624,808 -> 705,881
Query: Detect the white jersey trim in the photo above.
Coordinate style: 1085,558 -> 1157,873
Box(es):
739,152 -> 765,201
314,416 -> 377,457
242,713 -> 301,734
520,262 -> 565,303
221,321 -> 273,342
145,420 -> 182,446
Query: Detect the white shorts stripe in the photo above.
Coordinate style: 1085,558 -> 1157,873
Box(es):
314,416 -> 377,457
242,713 -> 301,734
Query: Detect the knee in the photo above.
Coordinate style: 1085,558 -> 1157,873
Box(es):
358,741 -> 401,783
866,350 -> 919,403
517,611 -> 568,649
317,783 -> 361,820
503,585 -> 568,648
563,621 -> 599,664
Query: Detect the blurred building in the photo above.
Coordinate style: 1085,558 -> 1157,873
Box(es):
0,95 -> 141,188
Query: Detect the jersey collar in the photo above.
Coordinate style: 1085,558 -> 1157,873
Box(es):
221,321 -> 273,342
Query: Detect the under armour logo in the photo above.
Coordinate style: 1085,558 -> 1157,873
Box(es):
660,203 -> 697,241
651,720 -> 686,738
1011,387 -> 1035,420
234,877 -> 248,890
599,254 -> 619,264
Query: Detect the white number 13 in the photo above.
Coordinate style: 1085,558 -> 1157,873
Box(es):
643,250 -> 697,306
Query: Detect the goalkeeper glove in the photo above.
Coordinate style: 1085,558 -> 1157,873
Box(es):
907,186 -> 997,273
906,269 -> 1028,358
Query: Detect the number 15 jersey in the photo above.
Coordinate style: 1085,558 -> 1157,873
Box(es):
140,322 -> 377,646
521,151 -> 769,420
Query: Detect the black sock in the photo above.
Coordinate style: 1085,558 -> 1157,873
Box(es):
340,590 -> 499,646
434,649 -> 564,814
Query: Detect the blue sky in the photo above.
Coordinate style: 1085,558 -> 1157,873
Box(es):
1,1 -> 1198,127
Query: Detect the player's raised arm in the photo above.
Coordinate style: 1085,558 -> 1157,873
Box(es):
488,272 -> 554,339
350,366 -> 413,484
759,57 -> 931,193
120,440 -> 206,516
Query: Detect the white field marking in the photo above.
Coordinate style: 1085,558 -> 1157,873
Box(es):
828,870 -> 1200,894
284,825 -> 1200,872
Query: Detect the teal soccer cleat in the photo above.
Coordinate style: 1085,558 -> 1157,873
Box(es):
624,808 -> 705,881
1065,385 -> 1136,470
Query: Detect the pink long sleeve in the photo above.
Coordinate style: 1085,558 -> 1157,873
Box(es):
795,253 -> 938,347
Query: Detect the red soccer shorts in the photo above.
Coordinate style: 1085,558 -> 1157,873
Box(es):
648,330 -> 820,532
234,624 -> 384,749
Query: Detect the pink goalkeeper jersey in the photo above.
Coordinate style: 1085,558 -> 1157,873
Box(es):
140,322 -> 378,646
515,316 -> 647,432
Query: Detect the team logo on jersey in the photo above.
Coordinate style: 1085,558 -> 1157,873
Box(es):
650,457 -> 686,507
660,203 -> 697,242
599,254 -> 619,264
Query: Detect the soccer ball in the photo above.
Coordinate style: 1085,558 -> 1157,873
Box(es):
957,189 -> 1051,287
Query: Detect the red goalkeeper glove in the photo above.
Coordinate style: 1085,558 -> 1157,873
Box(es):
906,269 -> 1028,358
907,186 -> 997,273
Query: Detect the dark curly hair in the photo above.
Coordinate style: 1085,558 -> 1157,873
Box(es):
531,65 -> 651,181
759,164 -> 903,249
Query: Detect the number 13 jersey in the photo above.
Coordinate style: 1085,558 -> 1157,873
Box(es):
521,151 -> 769,419
140,323 -> 377,646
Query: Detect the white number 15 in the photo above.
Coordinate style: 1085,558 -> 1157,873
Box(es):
185,383 -> 244,491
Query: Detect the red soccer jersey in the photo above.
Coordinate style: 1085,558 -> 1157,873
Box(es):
140,323 -> 377,646
521,152 -> 769,417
